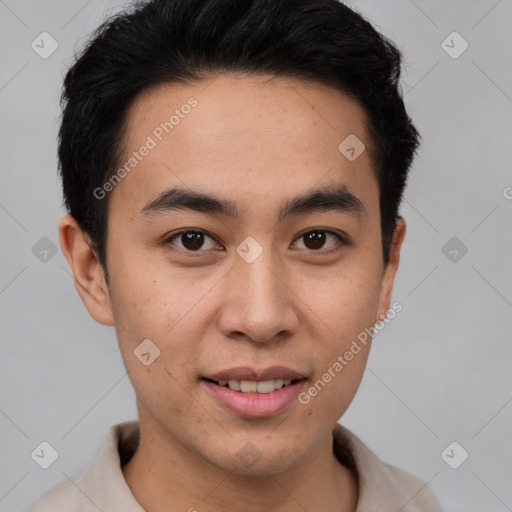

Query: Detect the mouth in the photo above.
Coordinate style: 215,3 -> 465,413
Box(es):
200,366 -> 308,418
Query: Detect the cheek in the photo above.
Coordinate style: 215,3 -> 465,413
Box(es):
107,264 -> 206,418
295,253 -> 383,337
292,257 -> 381,406
107,242 -> 210,335
105,254 -> 203,390
296,292 -> 374,425
298,348 -> 370,433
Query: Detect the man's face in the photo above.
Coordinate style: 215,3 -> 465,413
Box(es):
71,74 -> 403,474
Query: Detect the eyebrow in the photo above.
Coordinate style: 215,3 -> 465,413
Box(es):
140,184 -> 366,221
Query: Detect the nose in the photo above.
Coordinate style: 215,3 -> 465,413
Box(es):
216,248 -> 299,344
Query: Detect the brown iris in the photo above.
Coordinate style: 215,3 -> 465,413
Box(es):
180,231 -> 205,251
302,231 -> 326,250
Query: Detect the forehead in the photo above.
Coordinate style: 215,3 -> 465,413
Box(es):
124,72 -> 371,155
111,73 -> 378,220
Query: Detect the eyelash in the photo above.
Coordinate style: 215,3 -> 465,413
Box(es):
164,228 -> 348,256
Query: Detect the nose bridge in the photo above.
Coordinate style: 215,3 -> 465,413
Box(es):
242,252 -> 281,306
219,238 -> 297,342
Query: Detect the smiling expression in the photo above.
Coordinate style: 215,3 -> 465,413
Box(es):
67,72 -> 404,475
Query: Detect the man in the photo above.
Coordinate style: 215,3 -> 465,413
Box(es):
25,0 -> 440,510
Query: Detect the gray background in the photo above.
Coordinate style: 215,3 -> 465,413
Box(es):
1,0 -> 511,510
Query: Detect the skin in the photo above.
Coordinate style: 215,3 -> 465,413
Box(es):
59,73 -> 406,512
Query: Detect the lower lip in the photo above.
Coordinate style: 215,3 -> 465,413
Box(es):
202,379 -> 305,418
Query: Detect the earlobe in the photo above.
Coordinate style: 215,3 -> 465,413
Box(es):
58,214 -> 115,326
376,217 -> 406,323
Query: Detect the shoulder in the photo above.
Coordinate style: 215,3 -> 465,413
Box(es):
23,473 -> 84,511
378,460 -> 440,511
333,423 -> 441,512
23,420 -> 139,512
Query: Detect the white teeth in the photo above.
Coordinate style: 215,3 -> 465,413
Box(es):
215,378 -> 296,393
256,380 -> 277,394
228,379 -> 241,390
240,380 -> 258,393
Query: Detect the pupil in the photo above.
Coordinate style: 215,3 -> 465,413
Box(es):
183,231 -> 204,250
305,231 -> 325,250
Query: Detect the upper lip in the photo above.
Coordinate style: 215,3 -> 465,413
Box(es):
203,366 -> 307,382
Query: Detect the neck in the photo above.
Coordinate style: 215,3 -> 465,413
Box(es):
122,415 -> 358,512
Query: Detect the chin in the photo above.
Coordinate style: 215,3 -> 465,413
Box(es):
206,439 -> 301,476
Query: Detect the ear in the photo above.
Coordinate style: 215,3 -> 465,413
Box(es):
375,216 -> 406,323
59,214 -> 115,326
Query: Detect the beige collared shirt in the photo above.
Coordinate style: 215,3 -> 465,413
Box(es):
24,420 -> 440,511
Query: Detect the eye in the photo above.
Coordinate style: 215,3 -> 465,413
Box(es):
164,228 -> 347,255
292,229 -> 345,254
165,230 -> 221,252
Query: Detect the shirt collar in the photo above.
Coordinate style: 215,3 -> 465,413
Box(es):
80,421 -> 142,512
332,423 -> 437,511
79,420 -> 437,512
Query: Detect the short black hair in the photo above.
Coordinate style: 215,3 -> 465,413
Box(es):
59,0 -> 420,282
